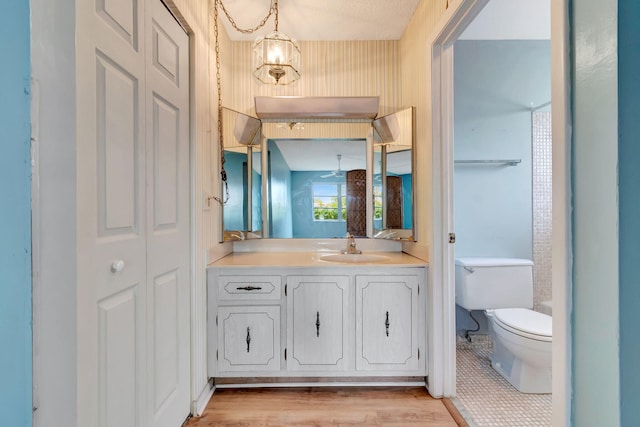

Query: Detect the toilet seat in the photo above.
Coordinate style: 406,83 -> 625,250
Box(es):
492,308 -> 552,342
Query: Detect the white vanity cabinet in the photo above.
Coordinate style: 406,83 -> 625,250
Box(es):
355,275 -> 420,371
287,276 -> 350,371
212,275 -> 283,375
207,257 -> 427,382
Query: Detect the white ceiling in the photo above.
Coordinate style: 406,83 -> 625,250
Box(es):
273,139 -> 411,175
274,139 -> 366,172
216,0 -> 549,42
217,0 -> 421,41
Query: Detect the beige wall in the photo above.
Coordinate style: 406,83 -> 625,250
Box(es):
400,0 -> 448,256
225,40 -> 402,117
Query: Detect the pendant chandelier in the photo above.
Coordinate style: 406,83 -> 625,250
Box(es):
252,0 -> 301,85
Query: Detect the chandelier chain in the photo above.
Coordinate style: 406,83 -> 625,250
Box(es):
213,0 -> 229,204
274,0 -> 279,31
218,0 -> 275,35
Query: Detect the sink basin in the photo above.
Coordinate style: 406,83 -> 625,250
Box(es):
319,253 -> 390,263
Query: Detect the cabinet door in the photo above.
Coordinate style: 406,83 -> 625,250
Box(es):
217,306 -> 280,373
356,275 -> 419,371
287,276 -> 349,371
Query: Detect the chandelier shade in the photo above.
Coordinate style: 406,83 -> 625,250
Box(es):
252,30 -> 301,85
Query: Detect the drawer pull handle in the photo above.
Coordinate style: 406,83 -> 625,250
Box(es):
236,286 -> 262,291
385,311 -> 390,337
246,327 -> 251,352
316,311 -> 320,337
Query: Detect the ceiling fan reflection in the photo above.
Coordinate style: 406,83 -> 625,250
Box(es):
321,154 -> 345,178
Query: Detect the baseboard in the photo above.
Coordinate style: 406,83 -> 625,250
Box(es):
215,376 -> 427,389
216,381 -> 426,389
192,379 -> 215,416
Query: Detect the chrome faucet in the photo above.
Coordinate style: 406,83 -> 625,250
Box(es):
343,232 -> 362,255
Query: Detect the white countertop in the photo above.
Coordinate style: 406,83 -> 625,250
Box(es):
209,251 -> 427,268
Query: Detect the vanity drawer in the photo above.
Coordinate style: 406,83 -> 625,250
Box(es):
218,275 -> 282,301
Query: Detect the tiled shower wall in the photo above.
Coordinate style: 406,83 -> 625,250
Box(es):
532,111 -> 552,311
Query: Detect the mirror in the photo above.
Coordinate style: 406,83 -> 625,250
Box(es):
221,108 -> 263,241
372,107 -> 414,240
262,122 -> 370,238
219,103 -> 415,241
265,138 -> 368,238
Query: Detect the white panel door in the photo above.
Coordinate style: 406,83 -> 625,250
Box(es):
77,0 -> 147,424
76,0 -> 190,426
287,276 -> 350,371
145,2 -> 190,425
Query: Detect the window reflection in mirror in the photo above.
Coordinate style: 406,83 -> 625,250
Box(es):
221,108 -> 262,242
372,107 -> 414,241
266,138 -> 367,238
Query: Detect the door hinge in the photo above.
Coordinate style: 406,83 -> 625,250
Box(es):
284,284 -> 287,296
449,233 -> 456,244
284,348 -> 287,360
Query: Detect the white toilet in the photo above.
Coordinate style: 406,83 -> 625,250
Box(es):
455,257 -> 552,393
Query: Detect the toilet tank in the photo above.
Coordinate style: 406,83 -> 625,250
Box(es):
455,257 -> 533,310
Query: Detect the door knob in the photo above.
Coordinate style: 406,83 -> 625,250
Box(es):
110,259 -> 125,273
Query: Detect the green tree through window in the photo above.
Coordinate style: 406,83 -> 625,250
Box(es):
313,183 -> 347,221
374,184 -> 383,220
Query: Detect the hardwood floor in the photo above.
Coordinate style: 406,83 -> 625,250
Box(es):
185,387 -> 466,426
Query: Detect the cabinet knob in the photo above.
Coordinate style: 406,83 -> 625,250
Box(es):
316,312 -> 320,337
110,259 -> 125,273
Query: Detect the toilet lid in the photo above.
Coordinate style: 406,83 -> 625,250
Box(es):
493,308 -> 552,341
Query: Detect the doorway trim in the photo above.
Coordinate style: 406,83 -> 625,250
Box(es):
428,0 -> 489,399
550,1 -> 572,425
429,1 -> 571,425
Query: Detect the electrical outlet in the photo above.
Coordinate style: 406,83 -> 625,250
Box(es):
203,192 -> 212,211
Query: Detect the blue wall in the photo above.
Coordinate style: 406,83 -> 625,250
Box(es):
223,151 -> 248,231
0,1 -> 32,425
252,166 -> 262,232
618,0 -> 640,423
223,150 -> 262,233
402,174 -> 412,229
453,40 -> 550,259
267,142 -> 293,238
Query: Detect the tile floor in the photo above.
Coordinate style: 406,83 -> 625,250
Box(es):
453,337 -> 552,426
